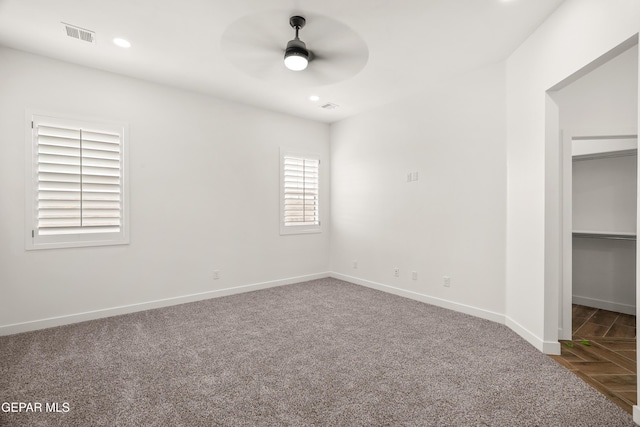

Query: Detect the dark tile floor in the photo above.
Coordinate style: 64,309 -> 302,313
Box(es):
573,305 -> 636,339
550,305 -> 636,414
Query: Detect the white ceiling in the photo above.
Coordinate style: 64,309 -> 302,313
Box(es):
0,0 -> 565,123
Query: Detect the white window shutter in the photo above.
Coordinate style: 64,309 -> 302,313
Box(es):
36,123 -> 122,235
27,113 -> 128,250
36,124 -> 82,233
282,153 -> 320,233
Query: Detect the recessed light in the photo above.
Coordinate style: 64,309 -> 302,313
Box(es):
309,95 -> 320,102
113,38 -> 131,48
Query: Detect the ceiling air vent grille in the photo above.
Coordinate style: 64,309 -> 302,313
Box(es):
321,103 -> 339,110
62,23 -> 96,44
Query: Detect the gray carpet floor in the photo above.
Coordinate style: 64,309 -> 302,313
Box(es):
0,278 -> 635,426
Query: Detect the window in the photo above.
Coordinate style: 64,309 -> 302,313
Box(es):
26,112 -> 129,250
280,150 -> 321,235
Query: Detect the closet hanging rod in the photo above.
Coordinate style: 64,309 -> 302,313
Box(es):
572,232 -> 636,241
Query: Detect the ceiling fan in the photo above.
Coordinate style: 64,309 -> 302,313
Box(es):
220,11 -> 369,85
283,16 -> 310,71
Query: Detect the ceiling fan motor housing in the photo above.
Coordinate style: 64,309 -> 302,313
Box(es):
285,38 -> 309,60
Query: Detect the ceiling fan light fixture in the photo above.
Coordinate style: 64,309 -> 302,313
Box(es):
284,54 -> 308,71
284,16 -> 309,71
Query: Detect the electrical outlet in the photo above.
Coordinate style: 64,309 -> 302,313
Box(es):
353,260 -> 358,269
412,271 -> 418,280
443,276 -> 451,287
394,268 -> 400,277
214,270 -> 220,280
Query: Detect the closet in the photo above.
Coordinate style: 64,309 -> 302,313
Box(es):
572,136 -> 637,315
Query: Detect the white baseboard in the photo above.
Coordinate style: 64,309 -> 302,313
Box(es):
572,295 -> 636,315
330,272 -> 505,324
634,405 -> 640,424
506,316 -> 561,355
557,326 -> 572,341
0,272 -> 330,336
329,273 -> 563,355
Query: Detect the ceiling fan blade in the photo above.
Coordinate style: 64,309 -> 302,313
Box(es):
223,33 -> 282,54
221,10 -> 289,57
307,46 -> 368,82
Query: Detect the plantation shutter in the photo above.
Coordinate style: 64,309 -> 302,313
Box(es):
35,121 -> 122,236
283,156 -> 319,227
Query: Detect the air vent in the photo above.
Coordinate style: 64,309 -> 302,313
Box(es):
62,23 -> 96,44
321,103 -> 339,110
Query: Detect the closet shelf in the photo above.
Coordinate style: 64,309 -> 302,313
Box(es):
572,230 -> 636,241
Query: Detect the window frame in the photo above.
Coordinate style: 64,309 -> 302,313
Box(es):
279,149 -> 322,235
25,110 -> 130,250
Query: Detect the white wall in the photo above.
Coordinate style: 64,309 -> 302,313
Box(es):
573,237 -> 636,314
0,47 -> 331,334
573,155 -> 637,234
555,45 -> 639,135
506,0 -> 639,356
330,63 -> 506,321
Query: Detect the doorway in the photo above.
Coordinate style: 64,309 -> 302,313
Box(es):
551,41 -> 638,339
550,41 -> 638,414
561,133 -> 638,339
